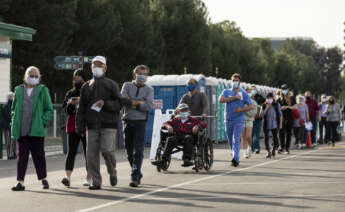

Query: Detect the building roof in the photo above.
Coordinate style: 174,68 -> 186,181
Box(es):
0,22 -> 36,41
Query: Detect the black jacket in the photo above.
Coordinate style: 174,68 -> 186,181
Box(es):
1,100 -> 12,129
76,77 -> 130,132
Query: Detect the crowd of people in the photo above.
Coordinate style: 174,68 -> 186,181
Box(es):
1,55 -> 342,191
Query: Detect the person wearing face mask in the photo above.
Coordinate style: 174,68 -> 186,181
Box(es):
179,78 -> 208,118
1,92 -> 16,159
277,84 -> 295,154
260,93 -> 283,158
121,65 -> 154,187
325,96 -> 341,146
61,69 -> 91,187
251,85 -> 264,154
293,95 -> 309,149
241,88 -> 258,158
318,94 -> 328,144
304,91 -> 320,146
219,73 -> 253,167
151,103 -> 205,167
77,56 -> 131,190
11,66 -> 53,191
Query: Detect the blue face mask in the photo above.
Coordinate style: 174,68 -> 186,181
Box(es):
187,83 -> 195,92
282,90 -> 288,95
232,81 -> 239,89
251,90 -> 257,96
180,112 -> 189,119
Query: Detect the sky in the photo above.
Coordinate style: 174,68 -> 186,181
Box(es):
202,0 -> 345,50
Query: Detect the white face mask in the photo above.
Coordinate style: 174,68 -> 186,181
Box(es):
92,67 -> 104,78
26,77 -> 39,86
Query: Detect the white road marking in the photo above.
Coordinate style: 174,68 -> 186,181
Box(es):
186,181 -> 345,186
77,148 -> 321,212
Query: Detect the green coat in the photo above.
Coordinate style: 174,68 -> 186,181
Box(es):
11,84 -> 54,139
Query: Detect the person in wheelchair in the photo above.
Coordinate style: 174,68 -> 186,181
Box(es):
152,103 -> 205,167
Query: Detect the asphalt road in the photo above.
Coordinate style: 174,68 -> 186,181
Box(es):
0,141 -> 344,212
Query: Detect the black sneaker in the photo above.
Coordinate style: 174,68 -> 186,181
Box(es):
42,180 -> 49,189
129,180 -> 139,188
151,160 -> 162,166
231,158 -> 239,167
255,150 -> 260,154
89,185 -> 101,190
272,150 -> 276,157
110,176 -> 117,187
278,149 -> 283,154
11,183 -> 25,191
61,177 -> 70,187
182,160 -> 194,167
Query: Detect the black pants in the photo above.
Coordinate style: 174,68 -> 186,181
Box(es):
264,128 -> 279,152
319,117 -> 327,142
310,117 -> 317,144
65,132 -> 87,171
163,135 -> 193,160
279,120 -> 293,151
17,136 -> 46,181
293,126 -> 306,145
326,121 -> 338,144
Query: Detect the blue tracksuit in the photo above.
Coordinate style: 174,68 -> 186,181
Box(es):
222,88 -> 251,163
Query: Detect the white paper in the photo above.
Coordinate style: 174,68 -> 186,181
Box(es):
238,91 -> 243,100
91,102 -> 103,112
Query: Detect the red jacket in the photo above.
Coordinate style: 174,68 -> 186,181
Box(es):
163,117 -> 206,135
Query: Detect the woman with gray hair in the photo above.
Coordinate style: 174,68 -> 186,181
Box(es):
293,95 -> 309,149
325,96 -> 341,146
11,66 -> 53,191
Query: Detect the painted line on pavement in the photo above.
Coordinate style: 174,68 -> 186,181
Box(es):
77,148 -> 321,212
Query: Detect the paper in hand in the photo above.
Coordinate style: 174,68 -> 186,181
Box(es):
91,101 -> 103,112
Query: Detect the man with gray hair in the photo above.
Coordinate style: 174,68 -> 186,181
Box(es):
76,56 -> 131,190
121,65 -> 154,187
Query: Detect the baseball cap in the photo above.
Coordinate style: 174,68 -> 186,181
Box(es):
92,56 -> 106,65
177,103 -> 189,111
281,84 -> 288,90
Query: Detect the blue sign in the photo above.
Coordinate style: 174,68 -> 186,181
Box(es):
54,55 -> 94,70
54,56 -> 82,64
0,43 -> 11,58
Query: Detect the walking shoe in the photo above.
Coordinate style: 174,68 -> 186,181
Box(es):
83,178 -> 92,186
272,149 -> 276,157
255,150 -> 260,154
89,185 -> 101,190
278,149 -> 283,154
110,176 -> 117,187
243,149 -> 249,158
42,180 -> 49,189
266,151 -> 272,158
231,158 -> 239,167
11,183 -> 25,191
129,180 -> 139,188
284,150 -> 290,155
61,177 -> 70,187
247,146 -> 251,158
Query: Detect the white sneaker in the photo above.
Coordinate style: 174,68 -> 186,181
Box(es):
243,149 -> 249,158
83,178 -> 92,186
247,146 -> 252,158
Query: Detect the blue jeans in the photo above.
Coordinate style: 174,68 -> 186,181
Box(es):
226,121 -> 243,163
252,119 -> 262,152
124,121 -> 146,181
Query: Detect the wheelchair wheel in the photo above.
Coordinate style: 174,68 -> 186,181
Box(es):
203,138 -> 213,171
155,145 -> 163,172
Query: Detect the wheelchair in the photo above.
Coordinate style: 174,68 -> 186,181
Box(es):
154,127 -> 214,173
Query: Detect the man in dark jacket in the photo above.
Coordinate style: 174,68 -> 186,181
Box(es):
76,56 -> 131,190
1,92 -> 15,159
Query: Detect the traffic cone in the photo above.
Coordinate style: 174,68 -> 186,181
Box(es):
306,131 -> 312,148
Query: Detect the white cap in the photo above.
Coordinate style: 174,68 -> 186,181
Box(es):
92,56 -> 106,65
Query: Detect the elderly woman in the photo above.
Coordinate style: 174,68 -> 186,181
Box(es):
11,66 -> 53,191
293,95 -> 309,149
325,96 -> 341,146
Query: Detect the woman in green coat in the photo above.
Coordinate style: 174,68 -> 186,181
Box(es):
11,66 -> 53,191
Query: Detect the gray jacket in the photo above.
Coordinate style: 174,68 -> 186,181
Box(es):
326,103 -> 341,122
121,81 -> 154,121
